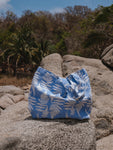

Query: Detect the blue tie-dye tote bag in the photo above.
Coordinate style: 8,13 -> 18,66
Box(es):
28,67 -> 92,120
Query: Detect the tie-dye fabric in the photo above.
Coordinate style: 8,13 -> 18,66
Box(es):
28,67 -> 92,120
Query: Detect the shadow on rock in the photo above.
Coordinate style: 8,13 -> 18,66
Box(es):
25,116 -> 89,125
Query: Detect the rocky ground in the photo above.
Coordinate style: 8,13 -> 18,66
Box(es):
41,53 -> 113,150
0,52 -> 113,149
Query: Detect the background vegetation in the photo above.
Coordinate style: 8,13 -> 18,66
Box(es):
0,4 -> 113,76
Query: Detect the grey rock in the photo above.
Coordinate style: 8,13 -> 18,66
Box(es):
0,101 -> 96,150
24,93 -> 29,101
0,101 -> 29,123
101,44 -> 113,68
40,53 -> 63,77
0,94 -> 14,109
96,134 -> 113,150
101,44 -> 113,58
63,55 -> 113,139
0,85 -> 24,97
39,53 -> 113,141
0,94 -> 24,109
11,95 -> 24,103
0,54 -> 102,150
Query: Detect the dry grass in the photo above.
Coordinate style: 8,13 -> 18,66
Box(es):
0,75 -> 32,87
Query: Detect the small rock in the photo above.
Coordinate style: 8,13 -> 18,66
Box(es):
0,94 -> 14,109
97,134 -> 113,150
22,84 -> 31,90
12,95 -> 24,103
95,119 -> 109,129
24,93 -> 29,101
101,44 -> 113,69
0,85 -> 24,97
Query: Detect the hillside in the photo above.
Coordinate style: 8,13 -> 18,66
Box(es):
0,4 -> 113,76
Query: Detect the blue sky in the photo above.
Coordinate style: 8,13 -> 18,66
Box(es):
0,0 -> 113,16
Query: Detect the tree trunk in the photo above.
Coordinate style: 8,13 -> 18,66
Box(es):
12,65 -> 16,76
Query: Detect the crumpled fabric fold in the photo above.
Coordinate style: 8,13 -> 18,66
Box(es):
28,67 -> 92,119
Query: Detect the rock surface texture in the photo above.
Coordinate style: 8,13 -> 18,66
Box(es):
0,85 -> 25,110
96,134 -> 113,150
0,85 -> 24,97
101,44 -> 113,69
41,54 -> 113,150
1,52 -> 113,149
0,102 -> 95,150
40,53 -> 63,77
62,55 -> 113,150
0,54 -> 96,150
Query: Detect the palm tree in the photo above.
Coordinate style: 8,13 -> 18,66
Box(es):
38,39 -> 49,57
1,24 -> 40,76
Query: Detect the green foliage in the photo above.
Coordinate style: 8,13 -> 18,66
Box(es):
1,4 -> 113,75
0,23 -> 41,75
48,44 -> 57,54
38,39 -> 49,57
72,51 -> 81,56
94,5 -> 113,24
80,4 -> 113,58
83,31 -> 107,48
55,39 -> 67,55
55,31 -> 69,56
94,8 -> 110,24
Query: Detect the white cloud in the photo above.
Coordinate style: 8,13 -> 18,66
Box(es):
0,0 -> 12,11
50,7 -> 65,14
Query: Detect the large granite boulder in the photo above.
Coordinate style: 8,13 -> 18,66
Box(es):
101,44 -> 113,69
40,53 -> 63,77
1,53 -> 113,149
0,101 -> 96,150
63,55 -> 113,140
0,54 -> 96,150
0,94 -> 14,109
0,85 -> 24,97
